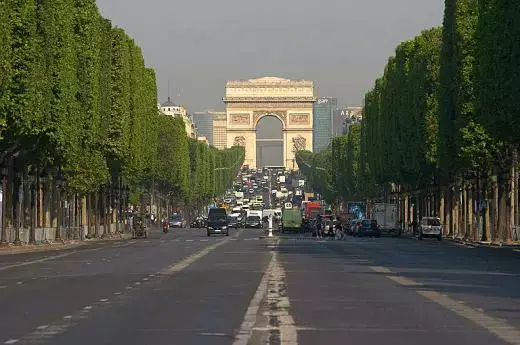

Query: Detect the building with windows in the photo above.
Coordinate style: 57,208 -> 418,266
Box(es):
212,112 -> 227,149
313,97 -> 338,152
340,106 -> 363,135
159,97 -> 196,138
192,111 -> 215,145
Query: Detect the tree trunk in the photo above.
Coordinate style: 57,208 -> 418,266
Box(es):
510,147 -> 517,241
498,175 -> 508,242
94,191 -> 100,237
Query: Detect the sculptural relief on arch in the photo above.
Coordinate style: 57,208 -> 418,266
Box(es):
223,77 -> 315,170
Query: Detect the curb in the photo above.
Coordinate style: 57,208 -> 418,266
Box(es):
0,232 -> 135,255
396,232 -> 520,250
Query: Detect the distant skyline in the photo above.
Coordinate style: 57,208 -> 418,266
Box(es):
96,0 -> 444,112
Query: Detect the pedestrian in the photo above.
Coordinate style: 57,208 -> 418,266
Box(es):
316,216 -> 323,239
335,220 -> 344,240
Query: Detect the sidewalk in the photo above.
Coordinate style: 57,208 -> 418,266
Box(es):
0,232 -> 133,255
398,230 -> 520,249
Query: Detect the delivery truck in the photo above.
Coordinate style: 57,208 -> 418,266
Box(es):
281,208 -> 302,233
372,203 -> 401,236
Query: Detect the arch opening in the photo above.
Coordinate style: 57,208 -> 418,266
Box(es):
256,115 -> 283,168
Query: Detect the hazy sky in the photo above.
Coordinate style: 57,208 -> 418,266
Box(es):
96,0 -> 444,112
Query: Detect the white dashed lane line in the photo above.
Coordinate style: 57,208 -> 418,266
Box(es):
370,265 -> 520,344
0,234 -> 238,345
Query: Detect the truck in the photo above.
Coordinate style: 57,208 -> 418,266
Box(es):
372,203 -> 400,236
278,175 -> 286,184
304,192 -> 315,202
304,202 -> 322,220
281,208 -> 302,233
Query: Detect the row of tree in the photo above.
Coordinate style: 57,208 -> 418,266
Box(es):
297,0 -> 520,241
0,1 -> 243,243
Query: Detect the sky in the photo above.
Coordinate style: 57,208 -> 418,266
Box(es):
96,0 -> 444,113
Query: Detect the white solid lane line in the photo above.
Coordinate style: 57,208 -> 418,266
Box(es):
232,252 -> 276,345
1,231 -> 238,345
370,265 -> 520,344
0,252 -> 78,272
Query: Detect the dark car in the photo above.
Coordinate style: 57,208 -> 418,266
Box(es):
245,216 -> 263,228
228,215 -> 240,229
353,219 -> 381,237
207,208 -> 230,236
169,214 -> 186,228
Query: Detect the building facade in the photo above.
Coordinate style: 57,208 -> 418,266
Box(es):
341,106 -> 363,135
223,76 -> 315,169
192,111 -> 215,145
313,97 -> 338,152
159,97 -> 196,138
212,112 -> 228,149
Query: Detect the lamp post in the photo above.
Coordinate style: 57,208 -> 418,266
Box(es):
0,165 -> 8,246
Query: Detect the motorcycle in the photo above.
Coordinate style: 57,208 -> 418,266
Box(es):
162,220 -> 169,233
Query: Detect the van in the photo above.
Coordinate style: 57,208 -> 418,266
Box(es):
207,208 -> 230,236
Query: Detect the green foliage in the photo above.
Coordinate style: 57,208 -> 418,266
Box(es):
0,1 -> 243,210
476,1 -> 520,146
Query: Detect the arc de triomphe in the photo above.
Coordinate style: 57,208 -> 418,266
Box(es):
223,77 -> 315,169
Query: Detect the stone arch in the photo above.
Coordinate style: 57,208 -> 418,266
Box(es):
252,111 -> 287,130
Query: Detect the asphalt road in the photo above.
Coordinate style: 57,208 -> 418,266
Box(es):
1,228 -> 520,344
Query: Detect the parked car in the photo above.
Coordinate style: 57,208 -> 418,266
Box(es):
169,214 -> 186,228
418,217 -> 442,241
353,219 -> 381,237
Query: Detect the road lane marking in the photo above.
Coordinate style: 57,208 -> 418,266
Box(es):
232,251 -> 276,345
370,266 -> 392,273
0,252 -> 78,272
370,265 -> 520,344
162,233 -> 236,274
1,233 -> 238,345
418,290 -> 520,344
386,275 -> 423,287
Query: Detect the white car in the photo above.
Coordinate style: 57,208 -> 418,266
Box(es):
418,217 -> 442,241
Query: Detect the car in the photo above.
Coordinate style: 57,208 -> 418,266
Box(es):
245,215 -> 263,228
207,208 -> 230,236
169,214 -> 186,228
228,214 -> 241,229
190,216 -> 206,228
353,219 -> 381,237
418,217 -> 442,241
